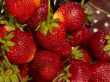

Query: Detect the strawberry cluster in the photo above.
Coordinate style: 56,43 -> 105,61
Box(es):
0,0 -> 110,82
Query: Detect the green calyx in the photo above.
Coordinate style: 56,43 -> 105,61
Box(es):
35,0 -> 59,36
0,54 -> 20,82
22,76 -> 31,82
0,53 -> 29,82
36,19 -> 59,36
53,65 -> 72,82
0,15 -> 26,32
103,35 -> 110,56
71,46 -> 83,60
0,32 -> 16,52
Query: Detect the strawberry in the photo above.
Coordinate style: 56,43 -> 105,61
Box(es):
36,21 -> 68,57
68,26 -> 91,47
5,0 -> 41,23
89,28 -> 110,62
19,64 -> 29,81
4,29 -> 36,64
54,59 -> 91,82
90,61 -> 110,82
54,39 -> 71,58
70,46 -> 91,65
27,0 -> 48,30
36,0 -> 70,58
53,2 -> 85,31
29,50 -> 63,81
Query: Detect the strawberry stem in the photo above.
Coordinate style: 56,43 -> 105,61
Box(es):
52,73 -> 65,82
53,65 -> 72,82
47,0 -> 51,19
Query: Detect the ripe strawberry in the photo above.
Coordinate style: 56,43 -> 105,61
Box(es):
19,64 -> 29,81
90,61 -> 110,82
53,2 -> 85,31
67,59 -> 91,82
5,29 -> 36,64
70,46 -> 91,65
29,50 -> 63,81
27,0 -> 48,30
68,26 -> 91,47
5,0 -> 41,23
54,59 -> 91,82
36,21 -> 67,57
89,28 -> 110,62
54,40 -> 71,58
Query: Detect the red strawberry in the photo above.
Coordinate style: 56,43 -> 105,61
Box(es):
36,21 -> 67,57
5,29 -> 36,64
89,28 -> 110,62
90,61 -> 110,82
27,0 -> 48,30
36,0 -> 70,58
54,40 -> 71,58
53,2 -> 85,31
29,50 -> 63,81
19,64 -> 29,81
5,0 -> 41,23
68,26 -> 91,47
70,46 -> 91,65
54,59 -> 91,82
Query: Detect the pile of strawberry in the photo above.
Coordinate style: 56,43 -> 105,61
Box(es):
0,0 -> 110,82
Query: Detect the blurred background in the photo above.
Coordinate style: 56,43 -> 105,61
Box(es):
86,0 -> 110,32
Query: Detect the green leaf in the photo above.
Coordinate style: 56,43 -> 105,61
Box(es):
105,35 -> 110,40
0,76 -> 3,82
11,65 -> 19,74
5,41 -> 16,47
3,60 -> 11,69
9,16 -> 15,26
10,74 -> 19,82
50,23 -> 59,28
71,46 -> 83,59
23,76 -> 31,82
0,38 -> 5,43
4,32 -> 14,40
4,45 -> 10,52
0,20 -> 8,25
4,76 -> 10,82
1,45 -> 6,53
103,44 -> 110,51
48,25 -> 53,33
84,8 -> 93,15
43,26 -> 48,36
63,65 -> 72,77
